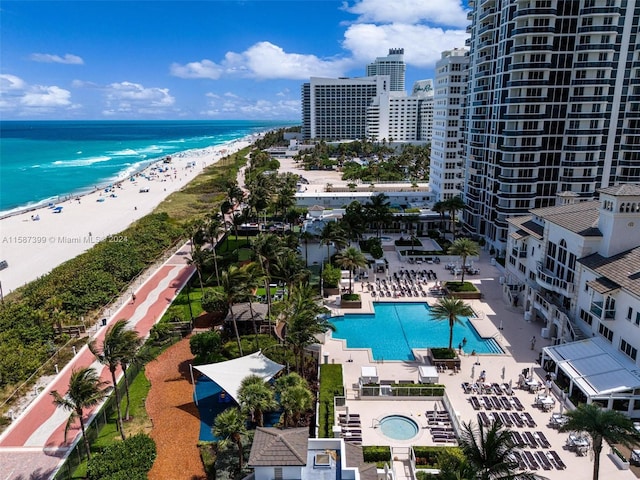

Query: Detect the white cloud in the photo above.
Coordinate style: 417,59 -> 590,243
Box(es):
202,91 -> 299,119
344,0 -> 469,28
343,23 -> 468,68
170,59 -> 223,79
29,53 -> 84,65
0,74 -> 77,114
21,85 -> 72,106
172,41 -> 353,81
105,82 -> 175,110
0,74 -> 26,90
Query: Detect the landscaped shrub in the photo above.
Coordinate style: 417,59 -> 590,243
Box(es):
444,281 -> 478,293
413,446 -> 461,468
341,293 -> 361,301
395,237 -> 423,247
430,348 -> 457,359
322,264 -> 342,288
363,445 -> 391,462
190,331 -> 224,365
318,364 -> 343,437
87,433 -> 156,480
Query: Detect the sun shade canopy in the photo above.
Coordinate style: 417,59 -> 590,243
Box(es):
194,351 -> 285,403
543,337 -> 640,397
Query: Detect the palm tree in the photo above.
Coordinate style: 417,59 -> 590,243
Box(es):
216,265 -> 251,356
448,238 -> 480,283
252,233 -> 285,322
205,214 -> 224,285
275,373 -> 313,427
280,285 -> 333,372
119,330 -> 144,421
445,196 -> 466,240
433,200 -> 447,231
319,221 -> 347,261
51,367 -> 108,459
559,403 -> 638,480
436,449 -> 476,480
279,383 -> 313,427
364,193 -> 393,238
299,230 -> 315,267
430,297 -> 474,350
89,319 -> 139,440
335,246 -> 367,293
459,420 -> 541,480
212,407 -> 248,470
237,375 -> 277,427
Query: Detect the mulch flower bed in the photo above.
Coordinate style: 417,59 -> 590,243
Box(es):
146,338 -> 206,480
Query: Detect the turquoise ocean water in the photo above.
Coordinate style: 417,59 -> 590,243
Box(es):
0,120 -> 294,214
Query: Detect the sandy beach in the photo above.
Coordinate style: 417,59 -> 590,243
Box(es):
0,138 -> 254,295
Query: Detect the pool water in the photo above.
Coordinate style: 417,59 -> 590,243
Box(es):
379,415 -> 419,440
331,302 -> 502,361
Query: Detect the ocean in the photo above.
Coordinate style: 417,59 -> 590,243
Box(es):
0,120 -> 295,214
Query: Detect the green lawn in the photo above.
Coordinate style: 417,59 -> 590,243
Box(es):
161,283 -> 206,322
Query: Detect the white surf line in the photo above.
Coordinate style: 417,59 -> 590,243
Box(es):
25,360 -> 104,447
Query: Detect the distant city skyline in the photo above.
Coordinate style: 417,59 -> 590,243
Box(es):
0,1 -> 470,120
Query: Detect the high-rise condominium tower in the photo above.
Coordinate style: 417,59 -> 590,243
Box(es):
430,48 -> 469,202
464,0 -> 640,252
366,48 -> 406,92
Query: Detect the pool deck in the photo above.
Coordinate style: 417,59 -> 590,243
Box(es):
320,242 -> 636,480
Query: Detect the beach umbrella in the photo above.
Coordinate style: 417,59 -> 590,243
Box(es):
471,365 -> 475,380
499,319 -> 503,330
501,366 -> 506,380
559,401 -> 564,415
508,379 -> 513,391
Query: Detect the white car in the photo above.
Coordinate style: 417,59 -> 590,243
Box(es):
630,449 -> 640,466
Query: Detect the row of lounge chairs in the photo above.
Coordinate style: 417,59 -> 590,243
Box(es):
462,382 -> 513,396
477,411 -> 536,429
338,413 -> 362,445
469,394 -> 525,412
425,409 -> 457,444
511,449 -> 566,471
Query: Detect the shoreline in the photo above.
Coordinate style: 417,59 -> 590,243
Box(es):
0,133 -> 262,294
0,140 -> 245,220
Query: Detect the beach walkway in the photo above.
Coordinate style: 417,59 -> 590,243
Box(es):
0,243 -> 195,480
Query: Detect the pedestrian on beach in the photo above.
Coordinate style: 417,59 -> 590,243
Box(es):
530,336 -> 536,350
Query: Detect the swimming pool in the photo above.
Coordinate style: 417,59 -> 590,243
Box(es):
331,302 -> 502,361
378,415 -> 419,440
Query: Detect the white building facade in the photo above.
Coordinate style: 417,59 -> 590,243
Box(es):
505,185 -> 640,414
430,48 -> 469,202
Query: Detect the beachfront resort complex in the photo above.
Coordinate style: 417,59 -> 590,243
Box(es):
3,2 -> 640,480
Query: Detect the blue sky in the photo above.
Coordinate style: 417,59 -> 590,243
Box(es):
0,1 -> 469,120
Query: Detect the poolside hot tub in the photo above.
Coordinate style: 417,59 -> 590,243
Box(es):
378,415 -> 419,440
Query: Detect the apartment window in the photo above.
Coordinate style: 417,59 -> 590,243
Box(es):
576,70 -> 587,79
636,312 -> 640,326
628,307 -> 634,321
621,339 -> 638,361
593,104 -> 601,113
577,53 -> 588,62
582,17 -> 593,27
604,17 -> 614,26
598,52 -> 608,62
580,36 -> 591,45
598,323 -> 614,342
594,86 -> 603,96
580,308 -> 594,326
601,35 -> 611,44
596,70 -> 606,79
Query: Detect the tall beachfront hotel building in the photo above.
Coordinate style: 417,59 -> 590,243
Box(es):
430,48 -> 470,202
301,49 -> 433,143
366,47 -> 406,92
463,0 -> 640,254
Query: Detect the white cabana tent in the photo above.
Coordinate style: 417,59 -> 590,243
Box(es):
360,366 -> 379,384
418,365 -> 439,384
193,351 -> 285,404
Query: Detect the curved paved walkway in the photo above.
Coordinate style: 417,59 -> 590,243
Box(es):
0,243 -> 194,480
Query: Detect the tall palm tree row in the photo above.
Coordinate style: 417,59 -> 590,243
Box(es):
89,319 -> 142,440
251,233 -> 285,322
560,403 -> 638,480
430,297 -> 475,351
51,367 -> 108,460
215,264 -> 252,356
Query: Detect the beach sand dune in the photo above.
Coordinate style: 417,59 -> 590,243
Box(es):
0,140 -> 251,294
